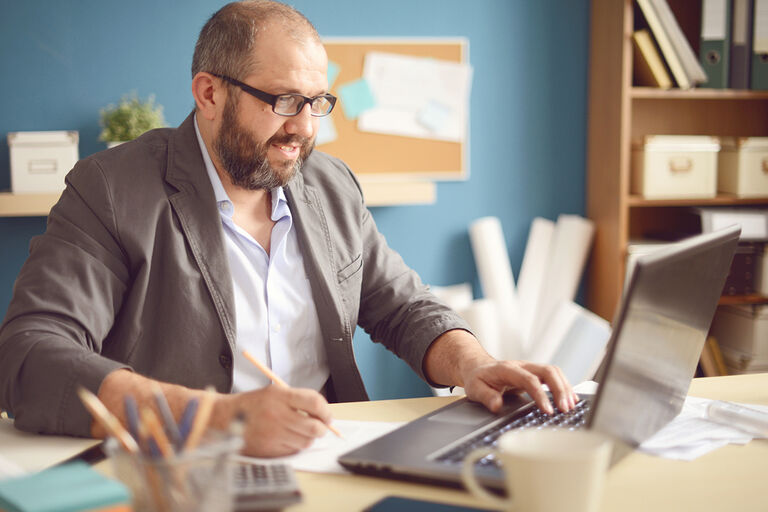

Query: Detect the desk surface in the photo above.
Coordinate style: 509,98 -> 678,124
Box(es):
295,373 -> 768,512
2,374 -> 767,511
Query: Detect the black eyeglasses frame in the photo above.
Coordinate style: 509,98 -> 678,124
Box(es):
211,73 -> 336,117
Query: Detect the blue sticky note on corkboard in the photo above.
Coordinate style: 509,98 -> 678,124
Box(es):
338,78 -> 376,120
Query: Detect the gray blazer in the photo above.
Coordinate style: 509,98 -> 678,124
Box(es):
0,113 -> 470,437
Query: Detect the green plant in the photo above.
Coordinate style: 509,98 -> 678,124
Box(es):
99,93 -> 166,142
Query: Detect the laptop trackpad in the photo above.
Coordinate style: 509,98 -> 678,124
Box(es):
427,400 -> 495,426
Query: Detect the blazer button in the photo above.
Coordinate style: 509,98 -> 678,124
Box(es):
219,354 -> 232,370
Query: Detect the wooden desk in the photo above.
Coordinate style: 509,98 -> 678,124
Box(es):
295,373 -> 768,512
2,374 -> 766,511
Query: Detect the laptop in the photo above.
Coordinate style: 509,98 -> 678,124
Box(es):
338,225 -> 740,490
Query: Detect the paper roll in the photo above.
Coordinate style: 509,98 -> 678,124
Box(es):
429,282 -> 474,311
468,217 -> 523,359
529,215 -> 595,345
458,299 -> 503,360
517,217 -> 555,353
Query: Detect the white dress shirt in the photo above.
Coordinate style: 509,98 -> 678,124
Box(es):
194,116 -> 329,392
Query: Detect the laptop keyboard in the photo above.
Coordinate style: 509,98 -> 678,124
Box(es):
435,399 -> 591,468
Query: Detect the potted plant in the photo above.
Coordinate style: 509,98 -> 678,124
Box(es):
99,93 -> 166,147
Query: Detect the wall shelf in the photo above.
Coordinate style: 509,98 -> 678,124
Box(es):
0,178 -> 437,217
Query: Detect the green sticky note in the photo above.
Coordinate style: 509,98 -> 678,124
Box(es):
0,461 -> 130,512
337,78 -> 376,120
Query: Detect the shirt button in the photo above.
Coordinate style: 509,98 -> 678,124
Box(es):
219,354 -> 232,370
273,324 -> 281,333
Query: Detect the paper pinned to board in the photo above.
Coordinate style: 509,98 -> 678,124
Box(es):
358,51 -> 472,142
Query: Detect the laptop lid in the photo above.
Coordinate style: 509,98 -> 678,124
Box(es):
338,225 -> 740,488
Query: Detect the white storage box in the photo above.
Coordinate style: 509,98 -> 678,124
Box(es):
709,304 -> 768,366
697,208 -> 768,241
631,135 -> 720,199
8,131 -> 79,193
718,137 -> 768,198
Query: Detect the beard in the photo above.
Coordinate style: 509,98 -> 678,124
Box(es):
213,94 -> 315,190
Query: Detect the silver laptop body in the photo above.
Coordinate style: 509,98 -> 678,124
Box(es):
338,226 -> 740,490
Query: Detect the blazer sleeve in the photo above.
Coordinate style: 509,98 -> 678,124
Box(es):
0,157 -> 132,436
349,174 -> 473,384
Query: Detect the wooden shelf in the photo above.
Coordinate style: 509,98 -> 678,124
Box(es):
0,178 -> 437,217
0,192 -> 59,217
718,294 -> 768,306
628,194 -> 768,207
632,87 -> 768,100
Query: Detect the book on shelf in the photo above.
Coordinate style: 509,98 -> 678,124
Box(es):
633,29 -> 674,88
636,0 -> 708,89
751,0 -> 768,89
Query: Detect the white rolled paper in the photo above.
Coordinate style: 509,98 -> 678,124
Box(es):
468,217 -> 523,359
517,217 -> 555,353
458,299 -> 503,360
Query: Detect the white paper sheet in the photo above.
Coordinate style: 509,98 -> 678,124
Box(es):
236,420 -> 404,474
358,52 -> 472,142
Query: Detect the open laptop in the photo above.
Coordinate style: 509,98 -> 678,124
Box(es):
339,225 -> 740,490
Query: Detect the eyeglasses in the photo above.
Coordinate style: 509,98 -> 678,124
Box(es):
212,73 -> 337,117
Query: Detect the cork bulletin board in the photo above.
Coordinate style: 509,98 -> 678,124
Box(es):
318,38 -> 469,181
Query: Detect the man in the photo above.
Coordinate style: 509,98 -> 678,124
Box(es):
0,1 -> 576,457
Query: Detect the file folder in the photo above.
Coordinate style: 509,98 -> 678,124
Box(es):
751,0 -> 768,89
637,0 -> 691,88
730,0 -> 754,89
700,0 -> 732,88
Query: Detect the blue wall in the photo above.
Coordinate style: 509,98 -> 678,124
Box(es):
0,1 -> 590,400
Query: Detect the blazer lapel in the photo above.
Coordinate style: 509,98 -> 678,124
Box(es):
164,113 -> 237,353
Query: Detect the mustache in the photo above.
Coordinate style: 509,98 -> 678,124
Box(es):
267,134 -> 311,147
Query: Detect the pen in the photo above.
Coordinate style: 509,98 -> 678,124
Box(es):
150,382 -> 183,449
177,397 -> 200,449
77,387 -> 139,453
241,349 -> 343,438
123,395 -> 141,444
183,385 -> 216,452
141,407 -> 175,459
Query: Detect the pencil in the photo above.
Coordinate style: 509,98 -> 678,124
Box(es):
183,385 -> 216,452
77,387 -> 140,453
141,407 -> 175,459
241,349 -> 343,438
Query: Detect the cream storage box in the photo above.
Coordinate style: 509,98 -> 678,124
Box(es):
631,135 -> 720,199
709,304 -> 768,374
7,131 -> 79,193
718,137 -> 768,197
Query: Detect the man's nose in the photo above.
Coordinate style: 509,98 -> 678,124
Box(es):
284,103 -> 315,138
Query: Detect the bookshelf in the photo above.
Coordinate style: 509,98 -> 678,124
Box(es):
587,0 -> 768,321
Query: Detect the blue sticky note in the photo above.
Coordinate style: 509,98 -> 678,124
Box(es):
327,61 -> 340,90
337,78 -> 376,120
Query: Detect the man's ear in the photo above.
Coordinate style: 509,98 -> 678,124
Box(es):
191,72 -> 223,120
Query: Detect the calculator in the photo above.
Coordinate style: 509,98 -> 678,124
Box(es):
231,460 -> 302,511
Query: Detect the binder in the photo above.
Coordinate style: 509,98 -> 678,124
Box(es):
730,0 -> 754,89
652,0 -> 708,85
637,0 -> 691,88
700,0 -> 732,88
751,0 -> 768,89
633,29 -> 674,88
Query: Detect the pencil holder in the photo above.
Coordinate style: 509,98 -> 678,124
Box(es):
106,429 -> 243,512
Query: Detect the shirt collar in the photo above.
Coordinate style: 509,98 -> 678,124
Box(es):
194,113 -> 289,222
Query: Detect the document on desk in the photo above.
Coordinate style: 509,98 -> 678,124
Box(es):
639,396 -> 768,461
237,420 -> 405,474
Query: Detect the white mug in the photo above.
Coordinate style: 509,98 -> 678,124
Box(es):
461,429 -> 612,512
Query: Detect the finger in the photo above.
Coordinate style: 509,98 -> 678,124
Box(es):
523,363 -> 573,412
286,388 -> 332,424
466,376 -> 505,413
480,363 -> 553,415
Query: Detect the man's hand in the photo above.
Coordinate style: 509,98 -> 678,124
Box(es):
424,329 -> 578,415
215,385 -> 333,457
462,360 -> 578,415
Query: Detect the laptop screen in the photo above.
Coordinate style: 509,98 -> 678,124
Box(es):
588,226 -> 739,447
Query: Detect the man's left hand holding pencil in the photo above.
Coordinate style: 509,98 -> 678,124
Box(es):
85,366 -> 336,457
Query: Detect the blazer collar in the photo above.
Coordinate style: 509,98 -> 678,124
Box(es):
165,112 -> 237,354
